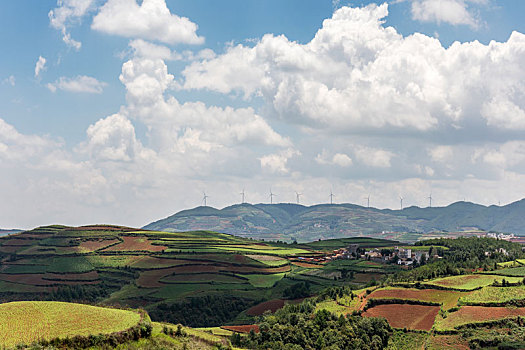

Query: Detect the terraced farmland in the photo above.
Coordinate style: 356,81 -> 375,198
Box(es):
0,225 -> 391,327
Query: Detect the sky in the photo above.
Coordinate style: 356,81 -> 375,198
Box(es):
0,0 -> 524,229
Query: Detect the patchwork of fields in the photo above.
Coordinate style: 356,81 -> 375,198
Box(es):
0,225 -> 398,327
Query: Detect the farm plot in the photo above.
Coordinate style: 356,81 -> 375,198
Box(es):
459,285 -> 525,305
0,273 -> 100,286
435,306 -> 525,331
368,287 -> 467,310
488,266 -> 525,277
220,325 -> 259,334
291,261 -> 321,268
240,273 -> 285,288
160,273 -> 247,284
245,254 -> 288,266
47,256 -> 94,273
213,245 -> 310,256
353,272 -> 383,283
86,254 -> 145,268
425,274 -> 523,290
246,299 -> 286,316
103,236 -> 167,252
315,300 -> 350,315
362,304 -> 440,331
74,238 -> 120,253
43,271 -> 100,282
130,256 -> 208,269
0,301 -> 141,348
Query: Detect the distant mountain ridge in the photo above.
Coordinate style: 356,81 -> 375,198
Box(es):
0,229 -> 22,237
143,199 -> 525,242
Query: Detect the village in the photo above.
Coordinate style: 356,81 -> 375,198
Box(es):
296,243 -> 440,268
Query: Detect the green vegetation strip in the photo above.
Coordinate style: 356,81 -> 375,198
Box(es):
0,301 -> 141,348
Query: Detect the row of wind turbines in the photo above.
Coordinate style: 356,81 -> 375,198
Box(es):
201,189 -> 436,210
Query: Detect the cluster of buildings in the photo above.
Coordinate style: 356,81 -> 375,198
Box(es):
364,246 -> 433,266
486,232 -> 515,240
296,244 -> 443,268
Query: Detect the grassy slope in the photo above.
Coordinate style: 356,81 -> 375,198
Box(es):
0,301 -> 141,348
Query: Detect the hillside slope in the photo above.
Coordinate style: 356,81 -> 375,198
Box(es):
144,200 -> 525,242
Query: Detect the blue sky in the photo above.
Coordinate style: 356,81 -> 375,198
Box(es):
0,0 -> 524,228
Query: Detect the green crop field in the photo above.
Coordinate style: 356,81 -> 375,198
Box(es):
488,265 -> 525,277
315,300 -> 349,315
424,274 -> 523,290
0,301 -> 141,348
460,285 -> 525,305
240,273 -> 286,288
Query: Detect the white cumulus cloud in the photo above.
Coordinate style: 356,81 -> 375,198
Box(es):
92,0 -> 204,45
182,3 -> 525,136
411,0 -> 482,29
49,0 -> 95,50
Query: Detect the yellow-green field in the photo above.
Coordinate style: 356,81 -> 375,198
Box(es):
460,285 -> 525,305
0,301 -> 141,348
424,274 -> 523,290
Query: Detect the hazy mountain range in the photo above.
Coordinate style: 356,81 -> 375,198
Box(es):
144,200 -> 525,242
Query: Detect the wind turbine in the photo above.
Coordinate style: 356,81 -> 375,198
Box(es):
329,189 -> 335,205
399,196 -> 404,210
365,194 -> 370,208
202,192 -> 209,207
240,189 -> 245,203
269,188 -> 276,204
295,191 -> 302,204
428,193 -> 432,208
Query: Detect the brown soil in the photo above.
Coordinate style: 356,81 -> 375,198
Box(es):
362,304 -> 440,331
246,299 -> 286,316
220,325 -> 260,333
103,236 -> 167,252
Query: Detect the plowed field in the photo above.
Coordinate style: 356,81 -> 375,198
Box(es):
363,304 -> 440,330
435,306 -> 525,330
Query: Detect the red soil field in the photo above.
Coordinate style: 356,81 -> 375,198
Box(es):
292,262 -> 320,268
43,271 -> 99,281
0,239 -> 36,246
75,239 -> 120,252
137,266 -> 223,287
0,246 -> 22,253
0,273 -> 100,286
130,257 -> 211,269
103,236 -> 167,252
444,306 -> 525,326
246,299 -> 286,316
362,304 -> 440,331
220,325 -> 260,333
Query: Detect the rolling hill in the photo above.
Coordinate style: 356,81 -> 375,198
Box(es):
0,225 -> 398,328
144,200 -> 525,242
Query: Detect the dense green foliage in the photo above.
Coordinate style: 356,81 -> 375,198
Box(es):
149,295 -> 255,327
231,300 -> 391,350
388,237 -> 525,283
